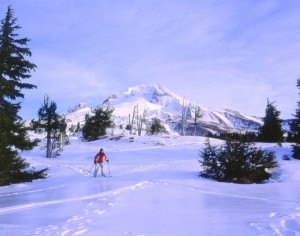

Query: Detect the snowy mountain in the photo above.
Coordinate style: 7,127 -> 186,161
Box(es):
64,84 -> 263,135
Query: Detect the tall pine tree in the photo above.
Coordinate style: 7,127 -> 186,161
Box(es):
0,6 -> 46,185
259,99 -> 283,143
290,78 -> 300,159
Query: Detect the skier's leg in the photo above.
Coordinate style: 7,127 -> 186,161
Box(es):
100,163 -> 105,177
94,164 -> 99,177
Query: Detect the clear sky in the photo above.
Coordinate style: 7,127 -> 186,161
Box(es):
1,0 -> 299,120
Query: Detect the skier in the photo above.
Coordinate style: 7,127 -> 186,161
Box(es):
94,148 -> 107,177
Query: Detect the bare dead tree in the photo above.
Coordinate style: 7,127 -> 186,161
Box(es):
181,98 -> 191,136
128,104 -> 138,135
137,106 -> 148,136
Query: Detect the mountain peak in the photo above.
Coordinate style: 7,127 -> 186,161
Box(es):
122,84 -> 181,105
124,84 -> 166,96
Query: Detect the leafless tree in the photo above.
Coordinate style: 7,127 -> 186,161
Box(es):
137,106 -> 148,136
181,98 -> 191,136
128,104 -> 138,135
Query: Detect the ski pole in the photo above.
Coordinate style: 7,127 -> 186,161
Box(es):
106,160 -> 111,177
87,163 -> 94,175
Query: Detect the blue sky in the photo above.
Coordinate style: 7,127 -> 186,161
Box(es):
1,0 -> 299,119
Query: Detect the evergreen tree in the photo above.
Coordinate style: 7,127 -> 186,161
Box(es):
75,122 -> 81,133
199,136 -> 279,184
290,78 -> 300,159
0,6 -> 46,185
147,117 -> 163,135
82,105 -> 114,141
199,138 -> 223,180
258,99 -> 283,143
32,95 -> 67,157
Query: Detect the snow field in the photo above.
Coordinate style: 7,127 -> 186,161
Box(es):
1,135 -> 300,235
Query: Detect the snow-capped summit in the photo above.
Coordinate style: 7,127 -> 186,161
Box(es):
123,84 -> 181,106
101,84 -> 184,119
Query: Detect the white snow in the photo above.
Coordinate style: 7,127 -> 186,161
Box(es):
1,135 -> 300,236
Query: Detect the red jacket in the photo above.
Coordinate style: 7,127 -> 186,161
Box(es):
94,152 -> 106,164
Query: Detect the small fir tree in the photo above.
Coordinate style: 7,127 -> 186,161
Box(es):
82,105 -> 114,141
200,136 -> 279,183
259,99 -> 283,143
147,118 -> 163,135
0,6 -> 47,185
199,138 -> 223,180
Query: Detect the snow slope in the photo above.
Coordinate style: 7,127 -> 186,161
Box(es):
1,135 -> 300,236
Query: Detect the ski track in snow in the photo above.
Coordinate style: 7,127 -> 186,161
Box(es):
0,181 -> 150,215
155,180 -> 300,205
17,181 -> 151,236
3,177 -> 298,216
0,185 -> 66,197
2,177 -> 300,236
251,208 -> 300,236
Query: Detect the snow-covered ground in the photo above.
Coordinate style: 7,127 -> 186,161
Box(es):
1,135 -> 300,236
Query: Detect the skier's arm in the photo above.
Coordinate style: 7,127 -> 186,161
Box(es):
94,154 -> 98,164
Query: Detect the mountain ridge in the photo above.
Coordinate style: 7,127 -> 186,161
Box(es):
64,84 -> 263,135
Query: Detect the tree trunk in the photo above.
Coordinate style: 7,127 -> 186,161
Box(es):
46,131 -> 51,158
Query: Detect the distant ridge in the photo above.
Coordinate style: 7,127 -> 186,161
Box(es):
64,84 -> 263,135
